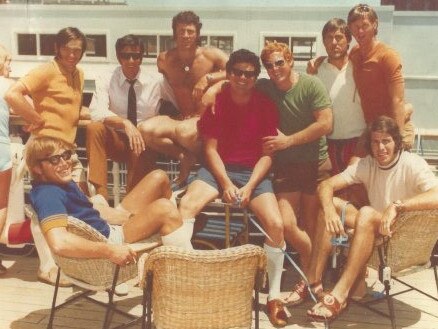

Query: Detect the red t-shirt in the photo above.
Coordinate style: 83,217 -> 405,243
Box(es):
198,86 -> 278,168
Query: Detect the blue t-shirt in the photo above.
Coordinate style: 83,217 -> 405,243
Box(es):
30,181 -> 110,238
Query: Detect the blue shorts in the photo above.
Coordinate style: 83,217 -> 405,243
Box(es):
195,164 -> 273,200
0,141 -> 11,171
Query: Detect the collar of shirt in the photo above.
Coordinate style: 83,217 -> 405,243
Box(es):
53,59 -> 80,80
116,66 -> 144,88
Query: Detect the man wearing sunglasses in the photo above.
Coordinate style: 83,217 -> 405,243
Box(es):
179,49 -> 288,327
258,41 -> 333,310
139,11 -> 229,188
87,34 -> 172,200
26,136 -> 192,270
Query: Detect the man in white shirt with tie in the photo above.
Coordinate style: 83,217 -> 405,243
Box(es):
87,34 -> 171,200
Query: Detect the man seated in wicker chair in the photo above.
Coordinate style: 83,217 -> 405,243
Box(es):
303,116 -> 438,322
25,136 -> 192,268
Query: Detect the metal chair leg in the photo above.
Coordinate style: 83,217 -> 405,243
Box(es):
102,266 -> 120,329
47,266 -> 61,329
434,263 -> 438,296
145,271 -> 153,329
384,279 -> 397,329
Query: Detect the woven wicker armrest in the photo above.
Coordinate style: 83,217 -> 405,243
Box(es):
368,209 -> 438,274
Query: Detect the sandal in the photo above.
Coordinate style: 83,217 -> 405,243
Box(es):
307,293 -> 347,322
283,280 -> 324,306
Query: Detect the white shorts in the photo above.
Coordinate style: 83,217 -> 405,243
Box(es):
107,225 -> 125,245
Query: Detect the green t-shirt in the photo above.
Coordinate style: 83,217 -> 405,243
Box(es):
256,74 -> 331,164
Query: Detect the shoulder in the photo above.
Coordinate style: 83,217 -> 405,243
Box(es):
377,43 -> 402,64
30,183 -> 66,205
255,78 -> 273,89
299,73 -> 326,91
138,68 -> 161,85
401,151 -> 428,167
25,62 -> 55,79
253,88 -> 276,105
200,46 -> 228,60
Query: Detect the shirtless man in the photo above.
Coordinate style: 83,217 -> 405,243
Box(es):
139,11 -> 228,186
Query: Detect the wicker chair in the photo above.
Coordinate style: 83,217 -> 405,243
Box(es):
138,244 -> 267,329
24,205 -> 161,329
359,209 -> 438,329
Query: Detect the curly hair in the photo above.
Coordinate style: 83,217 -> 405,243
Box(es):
260,41 -> 293,66
172,11 -> 202,41
226,49 -> 261,78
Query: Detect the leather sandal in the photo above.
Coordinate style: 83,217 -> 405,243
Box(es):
307,293 -> 347,322
283,280 -> 324,306
266,298 -> 288,327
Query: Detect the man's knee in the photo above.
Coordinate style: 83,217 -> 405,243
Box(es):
153,198 -> 182,226
147,169 -> 170,187
179,192 -> 205,219
175,119 -> 197,141
356,206 -> 380,230
86,121 -> 106,139
138,119 -> 155,138
261,213 -> 284,240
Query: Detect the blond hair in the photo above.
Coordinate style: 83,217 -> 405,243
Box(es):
260,41 -> 293,64
0,44 -> 11,76
25,136 -> 74,180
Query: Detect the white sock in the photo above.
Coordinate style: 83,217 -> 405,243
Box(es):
161,223 -> 193,250
264,243 -> 285,301
183,218 -> 195,238
30,217 -> 56,273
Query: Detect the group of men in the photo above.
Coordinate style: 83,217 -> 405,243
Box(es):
3,4 -> 438,328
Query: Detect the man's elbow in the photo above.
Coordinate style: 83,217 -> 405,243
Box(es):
321,117 -> 333,135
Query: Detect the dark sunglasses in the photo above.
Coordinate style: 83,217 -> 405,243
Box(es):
231,68 -> 257,79
39,150 -> 73,165
263,59 -> 286,70
119,52 -> 142,61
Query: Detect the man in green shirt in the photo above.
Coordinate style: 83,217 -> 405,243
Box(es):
259,41 -> 333,308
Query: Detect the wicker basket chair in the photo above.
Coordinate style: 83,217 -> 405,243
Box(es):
138,244 -> 267,329
24,205 -> 161,329
361,209 -> 438,329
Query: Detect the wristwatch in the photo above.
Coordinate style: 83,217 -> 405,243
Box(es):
393,200 -> 405,213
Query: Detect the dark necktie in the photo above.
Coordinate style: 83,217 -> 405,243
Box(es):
127,79 -> 137,125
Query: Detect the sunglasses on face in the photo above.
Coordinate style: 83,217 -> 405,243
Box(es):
263,59 -> 286,70
230,68 -> 257,79
119,52 -> 142,61
39,150 -> 73,165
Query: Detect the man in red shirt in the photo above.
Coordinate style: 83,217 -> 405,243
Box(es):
178,49 -> 288,327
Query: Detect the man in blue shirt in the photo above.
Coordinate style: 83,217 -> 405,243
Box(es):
26,136 -> 192,266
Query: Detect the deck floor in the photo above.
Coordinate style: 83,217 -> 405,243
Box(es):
0,250 -> 437,329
